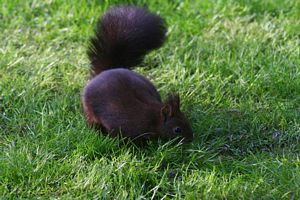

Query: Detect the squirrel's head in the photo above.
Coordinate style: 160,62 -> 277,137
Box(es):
159,94 -> 193,142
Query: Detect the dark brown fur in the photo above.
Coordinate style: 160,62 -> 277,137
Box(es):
87,6 -> 166,77
83,6 -> 193,142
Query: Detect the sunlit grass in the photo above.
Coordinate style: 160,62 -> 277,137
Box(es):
1,0 -> 299,199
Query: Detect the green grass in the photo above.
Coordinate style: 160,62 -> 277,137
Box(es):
1,0 -> 299,199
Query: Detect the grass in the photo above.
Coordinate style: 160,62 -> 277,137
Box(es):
0,0 -> 299,199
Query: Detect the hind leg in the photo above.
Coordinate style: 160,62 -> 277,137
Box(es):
83,101 -> 107,133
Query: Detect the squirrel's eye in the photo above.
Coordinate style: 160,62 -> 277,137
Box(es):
173,127 -> 182,134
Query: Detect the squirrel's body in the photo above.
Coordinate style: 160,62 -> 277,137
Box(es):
82,6 -> 193,142
83,68 -> 162,137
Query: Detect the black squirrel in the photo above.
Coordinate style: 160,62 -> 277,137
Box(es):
82,6 -> 193,142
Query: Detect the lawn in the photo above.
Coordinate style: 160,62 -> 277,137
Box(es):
0,0 -> 300,199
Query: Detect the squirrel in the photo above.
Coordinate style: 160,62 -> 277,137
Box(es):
82,6 -> 193,142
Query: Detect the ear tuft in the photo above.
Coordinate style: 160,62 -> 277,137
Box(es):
166,93 -> 180,111
160,104 -> 172,122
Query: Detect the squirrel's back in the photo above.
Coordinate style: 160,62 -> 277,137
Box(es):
83,68 -> 163,137
87,6 -> 167,76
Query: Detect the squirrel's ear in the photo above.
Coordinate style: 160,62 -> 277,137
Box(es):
167,93 -> 180,112
160,104 -> 172,122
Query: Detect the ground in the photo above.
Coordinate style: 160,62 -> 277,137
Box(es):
0,0 -> 300,199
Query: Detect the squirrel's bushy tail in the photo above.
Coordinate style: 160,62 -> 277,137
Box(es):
88,6 -> 167,76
